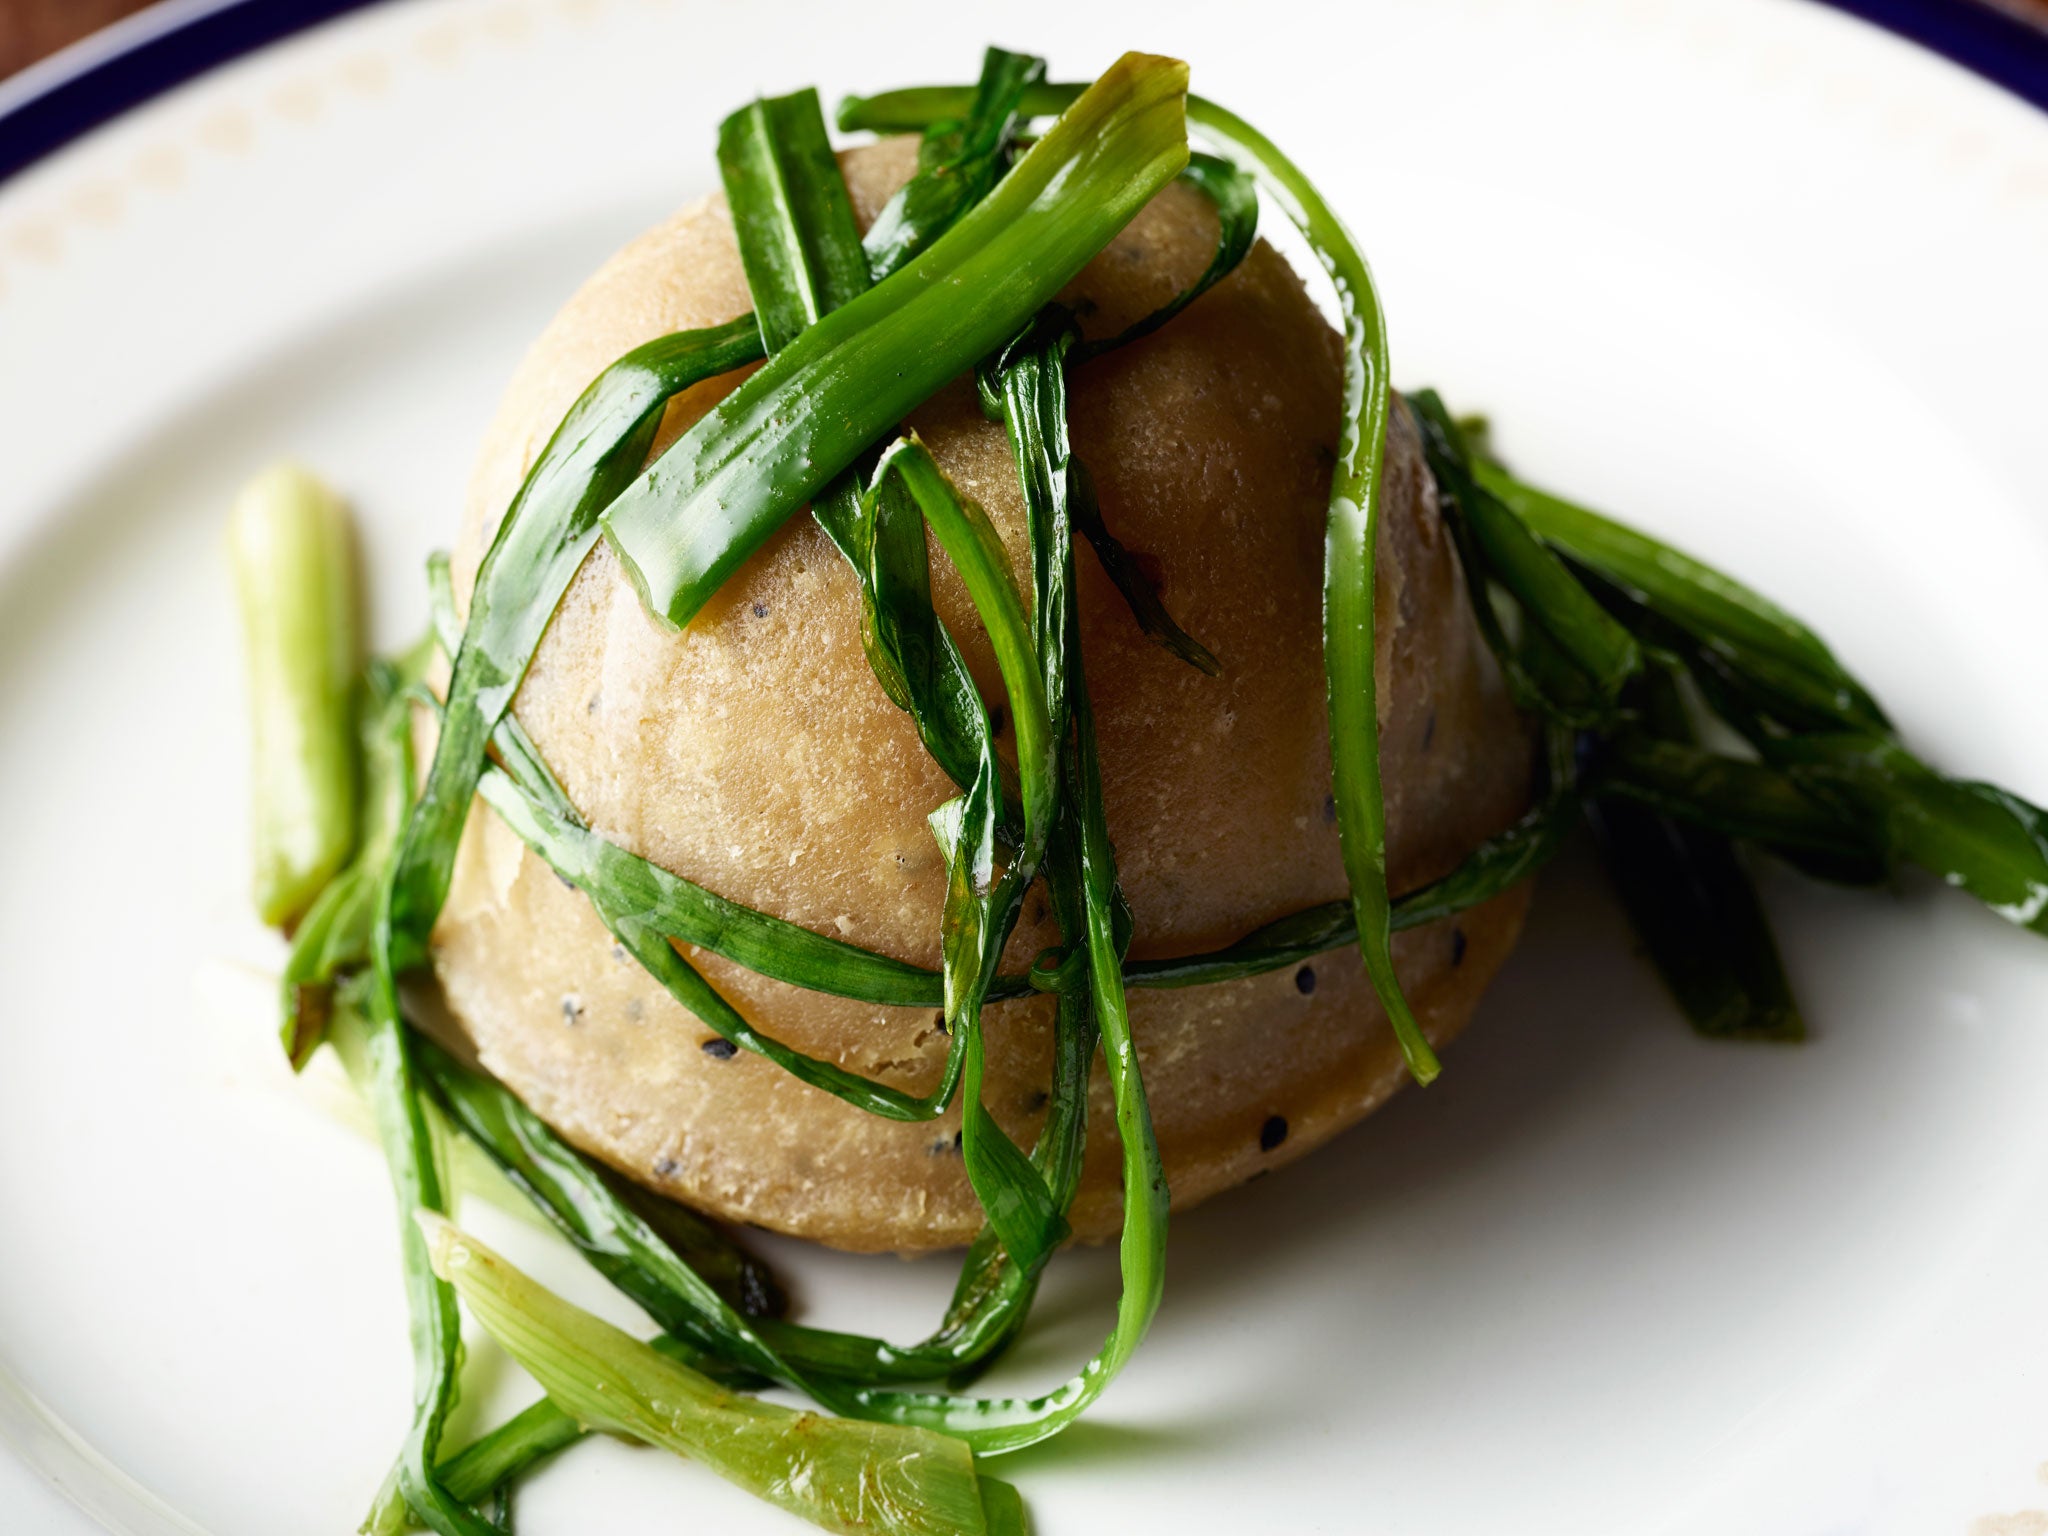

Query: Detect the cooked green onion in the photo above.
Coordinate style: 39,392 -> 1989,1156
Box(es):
1410,390 -> 1639,708
866,437 -> 1064,1269
353,967 -> 497,1536
385,317 -> 763,970
230,463 -> 361,930
476,768 -> 969,1119
1767,733 -> 2048,932
1593,734 -> 1874,864
862,49 -> 1048,281
722,88 -> 871,352
416,1036 -> 782,1340
1474,460 -> 1888,732
308,49 -> 2048,1536
830,639 -> 1166,1454
1587,668 -> 1803,1041
1069,457 -> 1220,675
1069,149 -> 1257,364
276,649 -> 418,1068
391,54 -> 1064,973
601,53 -> 1191,631
420,1216 -> 1023,1536
1186,95 -> 1436,1085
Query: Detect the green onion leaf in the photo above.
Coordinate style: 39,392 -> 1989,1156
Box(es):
1594,734 -> 1878,866
986,308 -> 1083,732
846,76 -> 1456,1080
385,317 -> 764,969
1125,722 -> 1577,988
855,462 -> 991,797
474,768 -> 967,1120
872,437 -> 1058,874
1563,557 -> 1879,741
1587,668 -> 1803,1041
393,56 -> 1060,978
1766,733 -> 2048,933
1474,460 -> 1888,732
1184,95 -> 1438,1085
416,1036 -> 785,1350
1588,793 -> 1804,1040
1071,150 -> 1257,364
353,965 -> 499,1536
831,625 -> 1167,1454
230,463 -> 361,929
1069,457 -> 1220,675
601,53 -> 1191,631
721,88 -> 870,353
861,49 -> 1048,280
1410,390 -> 1640,707
476,763 -> 948,1008
420,1217 -> 1015,1536
277,650 -> 419,1069
870,437 -> 1065,1271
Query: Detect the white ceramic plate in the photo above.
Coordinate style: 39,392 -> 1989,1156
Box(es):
2,0 -> 2046,1531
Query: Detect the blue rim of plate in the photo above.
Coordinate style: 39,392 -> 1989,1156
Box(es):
0,0 -> 2043,189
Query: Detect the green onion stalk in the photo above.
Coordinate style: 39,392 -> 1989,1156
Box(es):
230,463 -> 361,930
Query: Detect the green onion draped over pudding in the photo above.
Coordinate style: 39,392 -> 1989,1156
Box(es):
239,46 -> 2048,1536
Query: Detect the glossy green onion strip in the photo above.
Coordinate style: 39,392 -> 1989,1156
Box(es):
1409,390 -> 1640,707
1474,461 -> 1888,732
1069,458 -> 1221,675
1563,556 -> 1873,742
1185,94 -> 1435,1085
407,953 -> 1100,1503
421,1218 -> 1025,1536
416,1035 -> 782,1337
832,641 -> 1165,1454
1587,668 -> 1803,1041
1588,791 -> 1803,1039
454,435 -> 1061,1128
853,461 -> 994,797
1071,150 -> 1257,364
601,53 -> 1191,630
1593,735 -> 1874,864
1765,733 -> 2048,933
1411,400 -> 1848,1038
354,965 -> 498,1536
977,305 -> 1221,678
415,1025 -> 912,1427
385,317 -> 764,969
441,547 -> 1544,1027
277,647 -> 421,1068
869,437 -> 1059,867
1125,723 -> 1581,990
476,768 -> 969,1120
866,437 -> 1065,1269
430,310 -> 1168,1473
730,62 -> 1043,804
722,88 -> 870,353
477,759 -> 947,1005
477,716 -> 1570,1015
230,463 -> 361,930
840,78 -> 1445,1085
821,318 -> 1159,1452
864,49 -> 1047,279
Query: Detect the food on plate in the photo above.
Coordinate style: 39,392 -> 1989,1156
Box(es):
430,126 -> 1531,1255
234,47 -> 2048,1536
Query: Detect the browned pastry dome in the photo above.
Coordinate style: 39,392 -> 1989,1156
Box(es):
431,136 -> 1533,1254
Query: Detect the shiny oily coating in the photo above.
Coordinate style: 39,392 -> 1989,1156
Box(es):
433,137 -> 1534,1254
